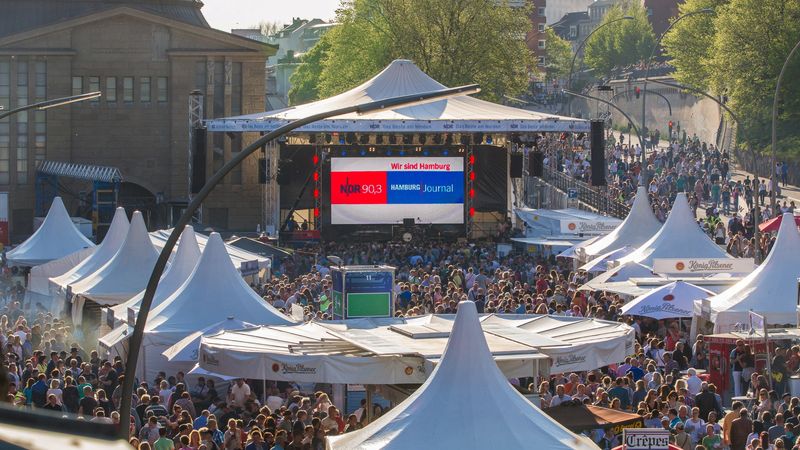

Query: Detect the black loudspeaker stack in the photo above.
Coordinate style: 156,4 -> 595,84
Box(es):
529,151 -> 544,177
190,127 -> 207,194
590,120 -> 606,186
510,153 -> 523,178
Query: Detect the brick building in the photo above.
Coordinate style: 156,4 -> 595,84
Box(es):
0,0 -> 275,241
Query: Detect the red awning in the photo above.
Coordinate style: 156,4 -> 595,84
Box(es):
759,214 -> 800,233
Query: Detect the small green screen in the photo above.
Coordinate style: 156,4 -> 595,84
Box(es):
346,292 -> 391,317
333,291 -> 344,316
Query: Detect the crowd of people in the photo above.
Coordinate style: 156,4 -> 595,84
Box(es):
1,128 -> 799,450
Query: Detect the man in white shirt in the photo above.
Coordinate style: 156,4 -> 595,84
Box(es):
549,384 -> 572,407
228,379 -> 251,409
685,368 -> 703,397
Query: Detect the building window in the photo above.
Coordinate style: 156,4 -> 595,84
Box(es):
34,110 -> 45,163
195,61 -> 207,91
72,76 -> 82,96
157,77 -> 168,103
570,25 -> 577,38
105,77 -> 117,103
34,61 -> 46,101
538,6 -> 545,16
231,62 -> 242,115
538,23 -> 545,33
538,56 -> 546,66
123,77 -> 134,103
140,77 -> 151,103
87,76 -> 99,103
0,132 -> 8,185
538,39 -> 546,49
17,62 -> 28,184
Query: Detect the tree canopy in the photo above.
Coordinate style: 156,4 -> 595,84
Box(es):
663,0 -> 800,151
583,1 -> 655,76
288,0 -> 535,105
544,28 -> 572,82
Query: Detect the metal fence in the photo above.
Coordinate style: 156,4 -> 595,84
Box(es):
535,167 -> 631,219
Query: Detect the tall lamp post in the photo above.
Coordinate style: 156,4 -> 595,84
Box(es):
117,84 -> 481,437
0,91 -> 101,120
567,15 -> 634,117
770,38 -> 800,210
640,9 -> 714,145
648,78 -> 763,262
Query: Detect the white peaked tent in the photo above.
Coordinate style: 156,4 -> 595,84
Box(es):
27,247 -> 95,296
578,261 -> 656,291
70,211 -> 159,325
207,59 -> 588,133
706,213 -> 800,332
578,246 -> 634,273
50,208 -> 130,295
6,197 -> 95,267
106,225 -> 201,324
328,301 -> 598,450
138,233 -> 294,380
615,193 -> 730,267
621,281 -> 714,319
162,317 -> 255,362
580,186 -> 662,261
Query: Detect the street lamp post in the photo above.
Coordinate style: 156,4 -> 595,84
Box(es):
770,38 -> 800,211
567,15 -> 634,117
641,9 -> 714,150
0,91 -> 101,120
117,84 -> 481,438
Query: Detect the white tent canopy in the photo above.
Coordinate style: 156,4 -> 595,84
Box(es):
206,59 -> 589,133
28,247 -> 95,296
705,213 -> 800,332
578,261 -> 656,291
197,313 -> 633,383
6,197 -> 95,267
106,225 -> 201,325
49,208 -> 130,295
162,317 -> 255,362
70,211 -> 159,323
580,186 -> 662,261
149,229 -> 269,271
615,193 -> 731,267
621,281 -> 714,319
136,233 -> 293,381
578,246 -> 635,273
328,301 -> 599,450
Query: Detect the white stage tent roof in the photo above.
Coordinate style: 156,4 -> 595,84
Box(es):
6,197 -> 95,267
621,281 -> 714,319
49,208 -> 130,295
615,193 -> 731,267
105,226 -> 201,325
197,313 -> 634,384
28,246 -> 94,296
704,213 -> 800,332
69,211 -> 158,314
205,59 -> 589,133
580,186 -> 662,261
328,301 -> 599,450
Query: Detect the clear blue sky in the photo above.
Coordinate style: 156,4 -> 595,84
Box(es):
202,0 -> 340,32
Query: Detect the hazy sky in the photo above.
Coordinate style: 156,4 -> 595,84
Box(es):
202,0 -> 341,32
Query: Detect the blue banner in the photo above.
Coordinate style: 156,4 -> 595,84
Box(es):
386,171 -> 464,204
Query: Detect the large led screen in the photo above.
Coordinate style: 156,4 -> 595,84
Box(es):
330,157 -> 464,225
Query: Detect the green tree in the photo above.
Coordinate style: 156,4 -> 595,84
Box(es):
291,0 -> 535,103
583,2 -> 655,76
661,0 -> 727,92
544,27 -> 572,81
707,0 -> 800,148
288,32 -> 332,105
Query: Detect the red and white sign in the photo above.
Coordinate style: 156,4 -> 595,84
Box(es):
653,258 -> 754,274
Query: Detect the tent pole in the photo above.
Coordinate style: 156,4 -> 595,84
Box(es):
262,378 -> 267,405
366,387 -> 373,424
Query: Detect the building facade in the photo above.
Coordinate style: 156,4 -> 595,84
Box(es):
642,0 -> 680,37
0,0 -> 275,241
545,0 -> 595,26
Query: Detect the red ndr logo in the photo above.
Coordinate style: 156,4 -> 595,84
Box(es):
567,223 -> 576,231
271,363 -> 280,373
675,262 -> 685,271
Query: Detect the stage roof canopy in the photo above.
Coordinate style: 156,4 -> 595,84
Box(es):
206,59 -> 589,133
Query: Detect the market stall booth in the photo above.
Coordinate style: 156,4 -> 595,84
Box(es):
544,404 -> 644,434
